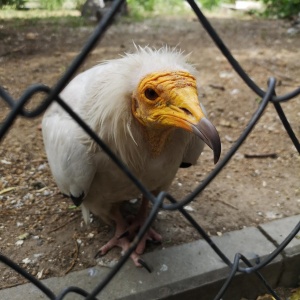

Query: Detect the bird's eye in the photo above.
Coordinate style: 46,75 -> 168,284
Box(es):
144,88 -> 158,101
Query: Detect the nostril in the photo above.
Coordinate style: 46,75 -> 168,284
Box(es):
180,107 -> 192,116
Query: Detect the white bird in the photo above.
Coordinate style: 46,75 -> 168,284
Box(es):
42,46 -> 221,269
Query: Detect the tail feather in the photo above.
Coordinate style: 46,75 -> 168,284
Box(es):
81,204 -> 91,224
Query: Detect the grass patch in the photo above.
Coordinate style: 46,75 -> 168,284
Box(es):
0,9 -> 91,28
126,0 -> 193,20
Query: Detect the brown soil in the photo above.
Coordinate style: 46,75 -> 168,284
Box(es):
0,9 -> 299,290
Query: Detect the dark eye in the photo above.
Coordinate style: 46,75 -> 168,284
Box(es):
144,88 -> 158,101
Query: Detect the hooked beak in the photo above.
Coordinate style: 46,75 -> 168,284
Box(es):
164,84 -> 221,164
134,71 -> 221,163
191,118 -> 221,164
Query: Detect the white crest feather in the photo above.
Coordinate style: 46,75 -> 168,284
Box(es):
78,46 -> 198,169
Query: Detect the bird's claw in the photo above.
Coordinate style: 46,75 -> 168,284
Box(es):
137,258 -> 152,273
94,241 -> 152,273
94,250 -> 105,259
146,238 -> 162,246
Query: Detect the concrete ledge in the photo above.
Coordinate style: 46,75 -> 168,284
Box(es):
259,215 -> 300,257
259,215 -> 300,287
0,215 -> 299,300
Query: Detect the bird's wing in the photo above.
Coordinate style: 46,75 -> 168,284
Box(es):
42,110 -> 97,202
42,70 -> 100,205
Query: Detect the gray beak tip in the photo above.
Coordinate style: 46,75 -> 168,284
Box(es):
192,118 -> 221,164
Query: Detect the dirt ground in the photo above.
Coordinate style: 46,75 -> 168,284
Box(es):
0,8 -> 299,293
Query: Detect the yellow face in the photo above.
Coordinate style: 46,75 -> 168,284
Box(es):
132,71 -> 221,163
132,71 -> 205,133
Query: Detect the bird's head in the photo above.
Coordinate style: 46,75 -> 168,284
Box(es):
131,70 -> 221,164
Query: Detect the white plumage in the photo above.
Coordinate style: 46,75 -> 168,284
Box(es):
42,46 -> 220,267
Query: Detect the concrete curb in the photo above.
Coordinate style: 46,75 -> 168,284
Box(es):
0,215 -> 299,300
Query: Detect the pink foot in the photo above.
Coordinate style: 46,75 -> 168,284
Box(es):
119,216 -> 162,255
95,234 -> 152,272
95,198 -> 161,272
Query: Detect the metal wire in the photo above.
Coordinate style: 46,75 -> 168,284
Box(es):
0,0 -> 299,299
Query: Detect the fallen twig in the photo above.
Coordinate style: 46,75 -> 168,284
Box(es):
0,187 -> 17,195
244,153 -> 278,159
209,84 -> 225,91
48,214 -> 81,233
253,61 -> 294,82
64,237 -> 79,275
0,280 -> 28,290
215,199 -> 238,210
253,61 -> 300,86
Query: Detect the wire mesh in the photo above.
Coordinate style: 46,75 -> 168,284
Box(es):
0,0 -> 299,299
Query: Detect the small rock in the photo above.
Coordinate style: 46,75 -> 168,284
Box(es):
43,190 -> 51,196
230,89 -> 240,95
219,119 -> 232,128
22,258 -> 31,264
37,164 -> 47,171
129,198 -> 138,204
219,71 -> 234,78
225,135 -> 233,142
88,268 -> 97,277
234,153 -> 244,161
37,269 -> 44,279
17,232 -> 30,240
287,27 -> 299,35
184,205 -> 194,212
23,193 -> 34,201
25,32 -> 38,40
160,264 -> 168,272
33,253 -> 43,258
265,211 -> 282,219
15,240 -> 24,246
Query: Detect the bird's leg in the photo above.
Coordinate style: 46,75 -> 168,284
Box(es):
96,198 -> 161,271
95,207 -> 148,269
119,196 -> 162,255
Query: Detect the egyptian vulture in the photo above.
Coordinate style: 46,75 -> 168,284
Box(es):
42,46 -> 221,269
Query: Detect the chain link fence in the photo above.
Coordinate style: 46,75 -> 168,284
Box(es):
0,0 -> 299,299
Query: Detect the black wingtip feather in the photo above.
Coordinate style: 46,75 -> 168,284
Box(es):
70,192 -> 85,207
180,162 -> 192,168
